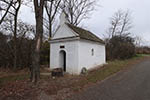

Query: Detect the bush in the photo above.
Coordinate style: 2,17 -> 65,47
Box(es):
0,32 -> 34,69
0,32 -> 50,69
136,46 -> 150,54
40,41 -> 50,65
106,36 -> 136,60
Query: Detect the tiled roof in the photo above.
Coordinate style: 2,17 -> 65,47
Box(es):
66,23 -> 105,44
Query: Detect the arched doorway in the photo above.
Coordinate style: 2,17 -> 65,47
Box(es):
59,50 -> 66,72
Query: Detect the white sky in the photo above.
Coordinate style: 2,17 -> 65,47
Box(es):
19,0 -> 150,46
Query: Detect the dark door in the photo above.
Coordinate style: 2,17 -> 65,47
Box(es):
63,52 -> 66,72
60,50 -> 66,72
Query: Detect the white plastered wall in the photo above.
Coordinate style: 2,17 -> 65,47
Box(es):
78,40 -> 106,73
50,40 -> 79,74
52,24 -> 77,40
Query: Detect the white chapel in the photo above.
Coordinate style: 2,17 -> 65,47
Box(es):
50,12 -> 106,75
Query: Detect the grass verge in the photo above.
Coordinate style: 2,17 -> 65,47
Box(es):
77,54 -> 150,87
0,74 -> 29,87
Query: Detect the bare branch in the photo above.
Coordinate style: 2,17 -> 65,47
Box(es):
62,0 -> 96,26
0,0 -> 13,24
106,9 -> 133,38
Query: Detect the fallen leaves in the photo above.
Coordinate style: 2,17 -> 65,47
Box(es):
0,80 -> 39,100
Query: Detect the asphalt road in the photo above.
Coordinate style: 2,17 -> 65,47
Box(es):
69,58 -> 150,100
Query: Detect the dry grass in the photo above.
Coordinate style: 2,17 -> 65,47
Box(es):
0,74 -> 29,87
78,54 -> 150,86
0,54 -> 149,100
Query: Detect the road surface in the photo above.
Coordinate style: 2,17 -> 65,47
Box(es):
69,58 -> 150,100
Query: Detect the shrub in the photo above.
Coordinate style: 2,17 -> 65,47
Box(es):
106,36 -> 136,60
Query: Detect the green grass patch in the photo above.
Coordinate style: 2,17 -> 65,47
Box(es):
0,74 -> 29,86
136,54 -> 150,57
79,54 -> 148,84
86,60 -> 127,83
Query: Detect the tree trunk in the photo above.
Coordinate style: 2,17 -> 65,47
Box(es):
31,17 -> 43,83
13,1 -> 21,70
49,17 -> 52,68
13,13 -> 17,70
31,0 -> 44,83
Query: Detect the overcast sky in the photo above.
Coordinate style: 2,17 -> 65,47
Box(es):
19,0 -> 150,46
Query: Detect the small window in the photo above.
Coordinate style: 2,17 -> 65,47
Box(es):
60,45 -> 65,48
91,49 -> 94,56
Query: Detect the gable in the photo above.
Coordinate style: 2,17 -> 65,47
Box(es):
52,24 -> 78,40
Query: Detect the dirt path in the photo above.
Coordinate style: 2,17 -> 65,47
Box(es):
69,58 -> 150,100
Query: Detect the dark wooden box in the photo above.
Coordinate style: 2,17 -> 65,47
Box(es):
51,68 -> 63,77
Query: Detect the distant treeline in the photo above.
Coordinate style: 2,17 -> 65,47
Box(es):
136,46 -> 150,54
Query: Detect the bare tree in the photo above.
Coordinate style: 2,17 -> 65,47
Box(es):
107,9 -> 132,38
0,0 -> 22,69
30,0 -> 44,83
0,0 -> 13,25
119,10 -> 132,36
107,10 -> 123,38
44,0 -> 61,38
0,19 -> 35,69
61,0 -> 96,26
44,0 -> 62,68
12,0 -> 22,69
134,36 -> 144,47
1,0 -> 46,83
